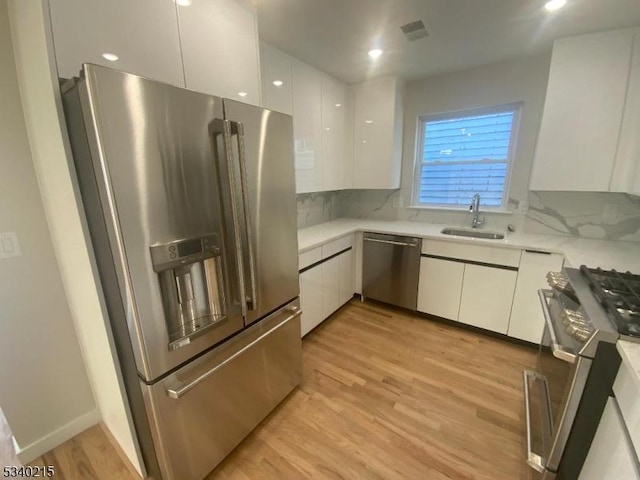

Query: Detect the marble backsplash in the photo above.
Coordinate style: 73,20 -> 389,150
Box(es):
297,190 -> 640,242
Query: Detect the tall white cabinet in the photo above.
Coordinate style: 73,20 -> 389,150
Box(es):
353,76 -> 404,189
48,0 -> 185,86
49,0 -> 262,103
291,59 -> 324,193
530,28 -> 640,194
261,43 -> 354,193
177,0 -> 261,104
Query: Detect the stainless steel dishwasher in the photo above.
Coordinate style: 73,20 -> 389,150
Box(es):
362,232 -> 422,310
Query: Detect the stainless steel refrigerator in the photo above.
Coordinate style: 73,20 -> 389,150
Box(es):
61,64 -> 302,480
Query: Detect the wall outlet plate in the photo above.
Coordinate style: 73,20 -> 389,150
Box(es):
0,232 -> 22,259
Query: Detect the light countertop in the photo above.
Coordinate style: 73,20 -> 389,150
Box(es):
298,218 -> 640,271
618,341 -> 640,386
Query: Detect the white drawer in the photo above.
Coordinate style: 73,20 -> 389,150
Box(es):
613,358 -> 640,459
421,239 -> 521,268
321,235 -> 353,259
298,247 -> 322,270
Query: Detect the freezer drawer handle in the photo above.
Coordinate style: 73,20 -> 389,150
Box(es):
363,237 -> 418,248
538,289 -> 576,364
231,120 -> 258,312
523,369 -> 550,473
165,307 -> 301,399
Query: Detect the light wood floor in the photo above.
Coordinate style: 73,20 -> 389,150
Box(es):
32,300 -> 537,480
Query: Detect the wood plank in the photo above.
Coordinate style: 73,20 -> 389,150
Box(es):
29,300 -> 538,480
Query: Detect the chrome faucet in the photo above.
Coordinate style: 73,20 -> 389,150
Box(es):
469,193 -> 485,229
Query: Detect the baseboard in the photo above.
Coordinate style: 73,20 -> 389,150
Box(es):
99,423 -> 144,480
16,408 -> 100,464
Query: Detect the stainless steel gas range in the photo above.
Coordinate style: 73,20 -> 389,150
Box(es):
524,266 -> 640,479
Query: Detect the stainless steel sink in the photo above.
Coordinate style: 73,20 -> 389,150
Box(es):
440,228 -> 505,240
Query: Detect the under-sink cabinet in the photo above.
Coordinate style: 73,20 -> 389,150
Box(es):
417,240 -> 564,341
299,235 -> 355,337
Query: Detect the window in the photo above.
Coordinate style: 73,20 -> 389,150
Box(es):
412,103 -> 521,209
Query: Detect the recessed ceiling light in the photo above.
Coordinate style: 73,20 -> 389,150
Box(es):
102,53 -> 119,62
365,120 -> 374,124
176,0 -> 192,6
272,80 -> 284,87
362,140 -> 367,144
238,92 -> 248,97
544,0 -> 567,11
368,49 -> 383,60
335,103 -> 342,108
326,127 -> 331,131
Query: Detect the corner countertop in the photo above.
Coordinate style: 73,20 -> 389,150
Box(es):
298,218 -> 640,271
618,341 -> 640,386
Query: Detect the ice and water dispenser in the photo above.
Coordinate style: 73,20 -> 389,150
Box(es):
150,234 -> 227,350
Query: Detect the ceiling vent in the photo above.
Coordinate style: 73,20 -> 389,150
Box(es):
400,20 -> 429,41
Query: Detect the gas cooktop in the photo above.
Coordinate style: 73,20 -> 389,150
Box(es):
580,266 -> 640,337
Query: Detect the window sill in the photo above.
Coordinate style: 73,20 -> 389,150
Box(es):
407,205 -> 514,215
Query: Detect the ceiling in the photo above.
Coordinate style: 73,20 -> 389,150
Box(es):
255,0 -> 640,84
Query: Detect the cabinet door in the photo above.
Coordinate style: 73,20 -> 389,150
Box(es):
321,75 -> 347,191
579,398 -> 640,480
530,29 -> 634,191
459,265 -> 517,334
299,266 -> 323,337
49,0 -> 184,86
321,255 -> 342,318
508,251 -> 564,343
292,59 -> 323,193
260,43 -> 293,115
612,32 -> 640,194
339,249 -> 354,305
353,76 -> 403,189
417,257 -> 464,320
178,0 -> 261,104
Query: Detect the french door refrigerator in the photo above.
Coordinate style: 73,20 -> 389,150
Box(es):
61,64 -> 302,480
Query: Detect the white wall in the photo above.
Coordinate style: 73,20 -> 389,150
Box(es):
401,53 -> 552,218
6,0 -> 144,474
0,0 -> 97,459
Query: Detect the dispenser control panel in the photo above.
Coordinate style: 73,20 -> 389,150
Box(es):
150,234 -> 221,272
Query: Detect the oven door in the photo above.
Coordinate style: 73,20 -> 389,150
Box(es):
524,289 -> 592,478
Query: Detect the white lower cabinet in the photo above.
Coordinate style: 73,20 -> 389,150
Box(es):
508,251 -> 564,343
299,247 -> 354,338
322,255 -> 342,319
579,397 -> 640,480
299,266 -> 323,337
339,249 -> 354,305
417,257 -> 464,320
458,264 -> 518,335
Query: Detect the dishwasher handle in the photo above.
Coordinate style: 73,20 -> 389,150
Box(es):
363,237 -> 419,248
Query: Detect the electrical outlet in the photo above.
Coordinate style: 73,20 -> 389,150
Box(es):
603,204 -> 618,225
392,196 -> 404,209
0,232 -> 22,259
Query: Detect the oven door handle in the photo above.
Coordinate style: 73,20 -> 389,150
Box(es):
523,369 -> 550,473
538,289 -> 577,364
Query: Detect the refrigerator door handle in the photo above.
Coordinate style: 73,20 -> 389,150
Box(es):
231,121 -> 258,311
209,118 -> 247,317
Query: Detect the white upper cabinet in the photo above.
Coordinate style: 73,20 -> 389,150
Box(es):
353,76 -> 404,190
49,0 -> 184,86
611,32 -> 640,195
177,0 -> 261,104
260,42 -> 293,115
530,29 -> 636,191
292,59 -> 323,193
322,74 -> 349,191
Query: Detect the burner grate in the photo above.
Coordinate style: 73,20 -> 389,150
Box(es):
580,266 -> 640,337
